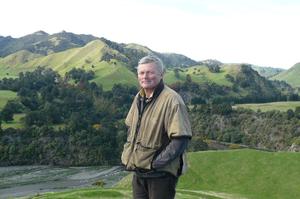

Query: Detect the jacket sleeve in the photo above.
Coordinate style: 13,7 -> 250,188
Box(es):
152,137 -> 189,169
165,96 -> 192,139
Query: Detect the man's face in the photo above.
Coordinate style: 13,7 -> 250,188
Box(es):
137,62 -> 163,90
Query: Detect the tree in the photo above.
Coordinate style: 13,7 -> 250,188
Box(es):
1,101 -> 16,122
0,115 -> 2,132
174,68 -> 180,79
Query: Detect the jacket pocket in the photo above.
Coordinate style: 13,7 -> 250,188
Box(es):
132,143 -> 158,170
121,141 -> 132,166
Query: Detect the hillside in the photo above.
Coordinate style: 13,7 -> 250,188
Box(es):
0,50 -> 42,78
271,63 -> 300,88
165,63 -> 291,104
0,40 -> 138,88
115,149 -> 300,199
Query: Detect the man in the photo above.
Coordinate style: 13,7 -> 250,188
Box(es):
121,55 -> 192,199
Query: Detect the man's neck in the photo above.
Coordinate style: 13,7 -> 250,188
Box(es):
144,89 -> 154,98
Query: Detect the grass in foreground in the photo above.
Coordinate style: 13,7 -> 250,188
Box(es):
179,149 -> 300,199
25,149 -> 300,199
233,101 -> 300,112
27,188 -> 228,199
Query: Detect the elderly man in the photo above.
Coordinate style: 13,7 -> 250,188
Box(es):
121,55 -> 192,199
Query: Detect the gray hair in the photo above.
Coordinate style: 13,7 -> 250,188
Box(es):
138,55 -> 165,73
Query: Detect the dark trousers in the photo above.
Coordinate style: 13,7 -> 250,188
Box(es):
132,173 -> 178,199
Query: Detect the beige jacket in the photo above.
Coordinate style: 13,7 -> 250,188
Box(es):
121,85 -> 192,176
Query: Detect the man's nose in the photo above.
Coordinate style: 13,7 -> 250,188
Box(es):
142,72 -> 150,78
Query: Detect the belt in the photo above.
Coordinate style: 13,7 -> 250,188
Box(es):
135,169 -> 170,178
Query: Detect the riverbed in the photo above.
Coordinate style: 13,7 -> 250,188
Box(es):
0,165 -> 128,199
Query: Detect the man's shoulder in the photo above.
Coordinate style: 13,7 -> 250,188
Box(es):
162,85 -> 179,96
161,85 -> 184,103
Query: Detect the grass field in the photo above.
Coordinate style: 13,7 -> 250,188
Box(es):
30,149 -> 300,199
233,101 -> 300,112
1,113 -> 25,129
178,149 -> 300,199
0,90 -> 17,109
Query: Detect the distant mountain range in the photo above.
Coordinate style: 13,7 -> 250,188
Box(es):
0,31 -> 299,92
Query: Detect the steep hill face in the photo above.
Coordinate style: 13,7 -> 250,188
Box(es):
271,63 -> 300,88
232,64 -> 282,101
98,38 -> 197,69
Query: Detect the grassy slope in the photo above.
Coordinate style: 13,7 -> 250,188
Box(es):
271,63 -> 300,87
92,60 -> 137,90
0,90 -> 17,109
233,101 -> 300,112
164,65 -> 233,87
178,149 -> 300,199
20,40 -> 107,75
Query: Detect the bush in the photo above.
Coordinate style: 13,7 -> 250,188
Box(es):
229,144 -> 241,149
92,179 -> 106,187
188,137 -> 208,152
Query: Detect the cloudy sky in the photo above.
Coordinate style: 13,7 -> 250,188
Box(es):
1,0 -> 300,69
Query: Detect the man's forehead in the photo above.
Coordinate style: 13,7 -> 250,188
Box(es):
138,63 -> 158,70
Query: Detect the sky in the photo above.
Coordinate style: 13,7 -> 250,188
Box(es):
1,0 -> 300,69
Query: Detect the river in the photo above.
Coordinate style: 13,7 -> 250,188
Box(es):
0,165 -> 128,199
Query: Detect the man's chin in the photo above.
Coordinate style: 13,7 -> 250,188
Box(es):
142,85 -> 155,89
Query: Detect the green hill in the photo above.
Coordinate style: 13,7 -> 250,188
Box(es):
164,64 -> 233,86
271,63 -> 300,88
164,63 -> 289,103
0,40 -> 138,89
